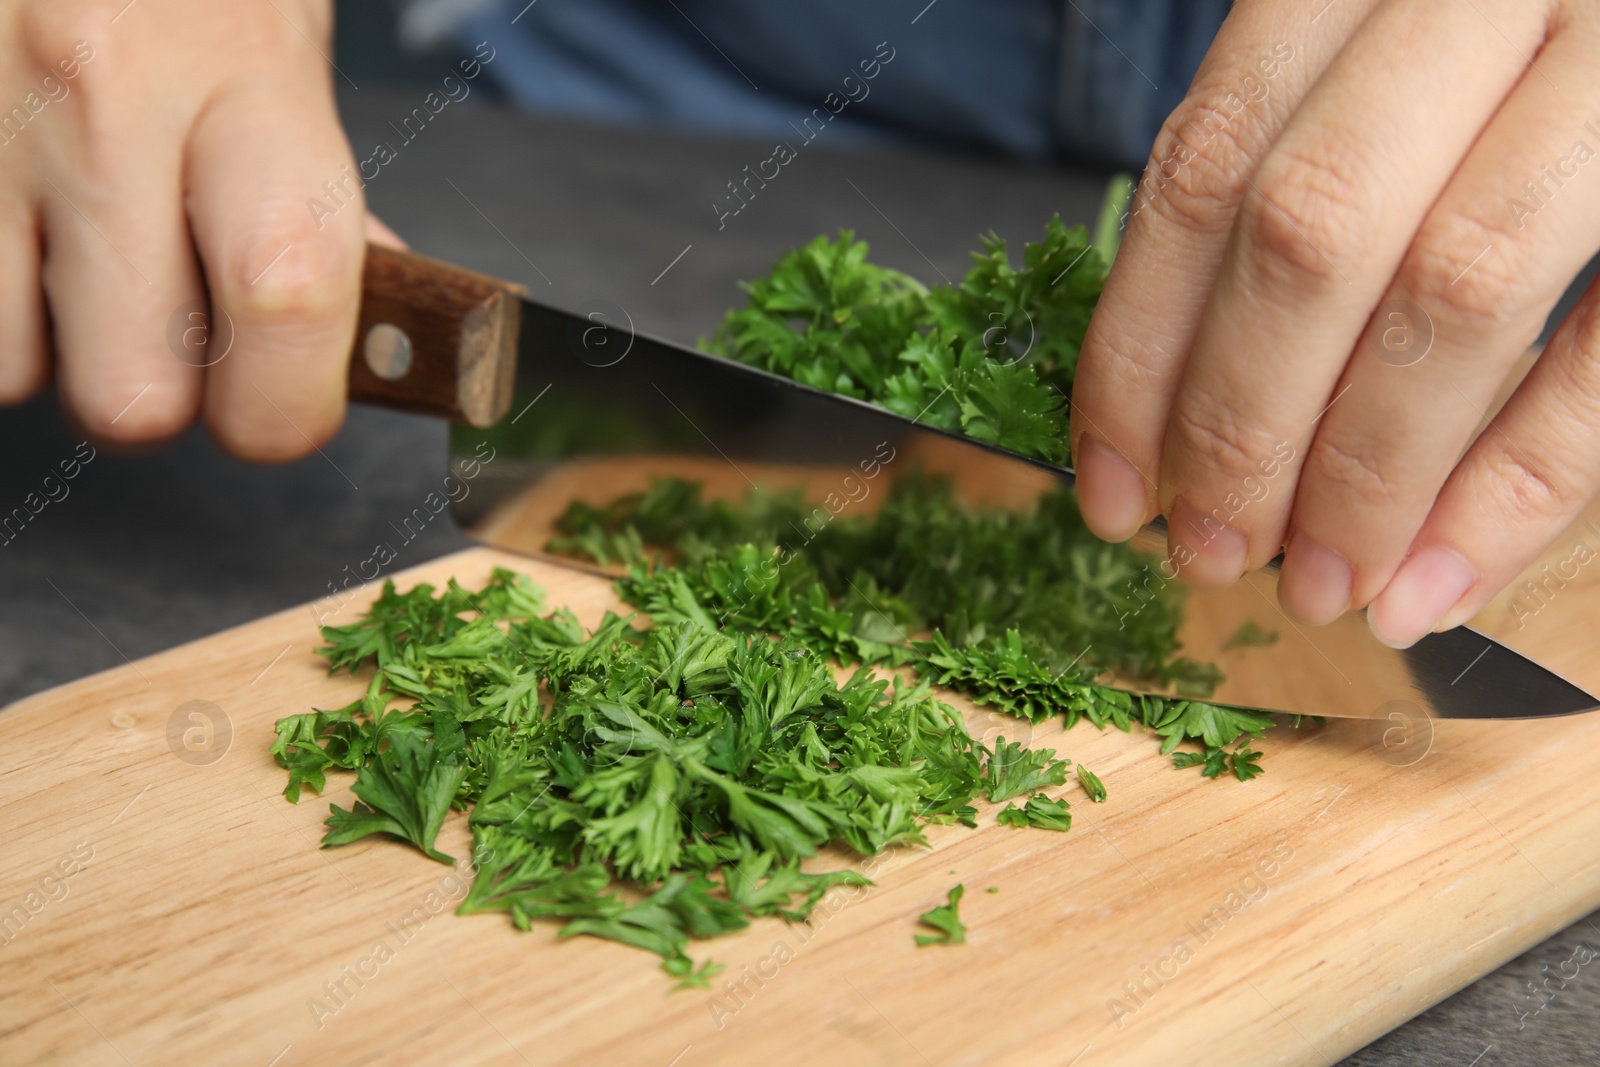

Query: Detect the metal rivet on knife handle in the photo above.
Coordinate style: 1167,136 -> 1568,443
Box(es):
363,323 -> 413,381
346,243 -> 526,427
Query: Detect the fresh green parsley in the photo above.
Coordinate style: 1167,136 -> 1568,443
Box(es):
1075,764 -> 1107,803
1172,738 -> 1266,782
704,218 -> 1106,464
277,207 -> 1304,982
983,738 -> 1070,803
552,476 -> 1283,781
996,794 -> 1073,832
274,568 -> 1079,983
662,955 -> 726,992
566,475 -> 1219,695
1146,700 -> 1274,755
322,731 -> 465,863
915,884 -> 968,946
1231,742 -> 1265,781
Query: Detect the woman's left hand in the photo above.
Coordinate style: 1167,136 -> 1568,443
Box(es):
1070,0 -> 1600,648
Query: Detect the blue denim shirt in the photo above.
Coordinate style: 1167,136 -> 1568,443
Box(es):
432,0 -> 1229,168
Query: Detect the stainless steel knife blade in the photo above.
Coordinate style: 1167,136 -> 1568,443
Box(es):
427,294 -> 1598,723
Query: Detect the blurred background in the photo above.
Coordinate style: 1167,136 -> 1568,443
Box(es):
333,0 -> 1174,164
332,0 -> 1598,331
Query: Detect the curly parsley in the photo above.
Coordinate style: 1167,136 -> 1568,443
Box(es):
274,569 -> 1080,984
704,217 -> 1105,464
274,206 -> 1305,983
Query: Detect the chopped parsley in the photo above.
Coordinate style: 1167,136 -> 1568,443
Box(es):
275,209 -> 1306,983
552,475 -> 1278,771
1172,738 -> 1267,782
322,731 -> 465,863
1075,764 -> 1107,803
996,794 -> 1073,832
915,885 -> 968,946
274,569 -> 1074,983
983,738 -> 1070,804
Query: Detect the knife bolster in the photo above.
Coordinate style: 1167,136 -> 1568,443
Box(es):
347,244 -> 525,427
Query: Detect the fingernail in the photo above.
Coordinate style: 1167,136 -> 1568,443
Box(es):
1076,435 -> 1147,541
1278,532 -> 1352,627
1168,497 -> 1249,587
1368,545 -> 1477,649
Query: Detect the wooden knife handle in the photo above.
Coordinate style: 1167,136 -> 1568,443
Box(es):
346,243 -> 526,427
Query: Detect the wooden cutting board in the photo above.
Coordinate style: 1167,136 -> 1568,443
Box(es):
5,532 -> 1600,1067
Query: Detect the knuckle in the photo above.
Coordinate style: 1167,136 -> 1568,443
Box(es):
15,4 -> 107,132
14,8 -> 127,179
1475,299 -> 1600,524
1080,318 -> 1172,400
1403,209 -> 1529,329
1459,296 -> 1600,531
1534,302 -> 1600,433
1167,399 -> 1277,482
1241,144 -> 1370,290
1139,83 -> 1267,234
18,3 -> 106,74
1477,440 -> 1573,527
1303,430 -> 1408,508
223,217 -> 360,322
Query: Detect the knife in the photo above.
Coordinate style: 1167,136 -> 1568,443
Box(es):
344,243 -> 1599,722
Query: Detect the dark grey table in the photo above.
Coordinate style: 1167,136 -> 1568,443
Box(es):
3,88 -> 1595,1066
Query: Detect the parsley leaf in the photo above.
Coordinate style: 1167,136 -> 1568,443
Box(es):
955,355 -> 1067,460
1171,740 -> 1265,782
323,732 -> 464,863
662,955 -> 726,991
1231,742 -> 1265,782
561,872 -> 749,959
984,738 -> 1070,803
915,884 -> 967,946
1146,701 -> 1275,756
552,472 -> 1293,801
279,570 -> 1081,981
1172,747 -> 1229,779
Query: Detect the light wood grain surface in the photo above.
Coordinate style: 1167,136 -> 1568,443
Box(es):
3,539 -> 1600,1067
